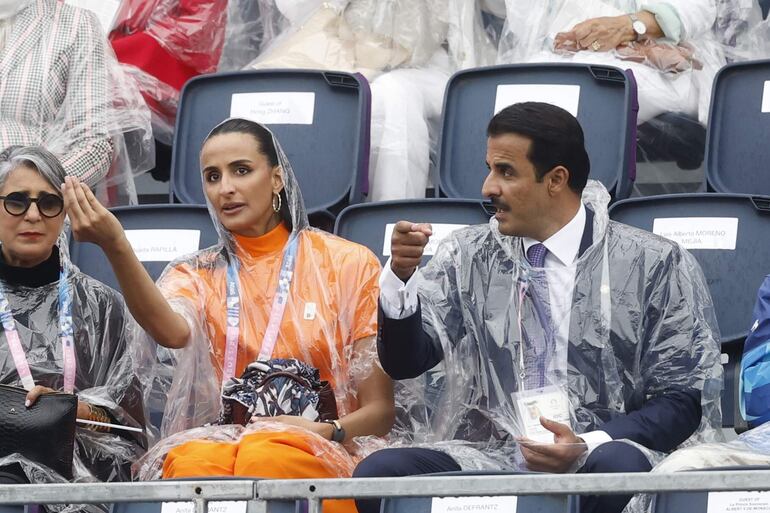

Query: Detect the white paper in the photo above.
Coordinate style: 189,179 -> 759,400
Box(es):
230,92 -> 315,125
762,81 -> 770,113
124,229 -> 201,262
431,495 -> 518,513
652,218 -> 739,250
495,84 -> 580,117
514,387 -> 572,443
707,491 -> 770,513
162,502 -> 247,513
65,0 -> 120,33
382,224 -> 468,257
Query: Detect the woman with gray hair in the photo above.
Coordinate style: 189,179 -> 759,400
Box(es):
0,146 -> 145,486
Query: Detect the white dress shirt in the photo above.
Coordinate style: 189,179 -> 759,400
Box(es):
379,203 -> 612,454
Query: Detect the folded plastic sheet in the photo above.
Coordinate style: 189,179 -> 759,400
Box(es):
0,0 -> 153,205
219,0 -> 290,71
385,181 -> 723,471
625,421 -> 770,513
132,121 -> 384,474
730,10 -> 770,62
653,422 -> 770,472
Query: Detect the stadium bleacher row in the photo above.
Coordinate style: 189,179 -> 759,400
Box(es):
160,59 -> 770,211
2,0 -> 769,506
45,54 -> 770,513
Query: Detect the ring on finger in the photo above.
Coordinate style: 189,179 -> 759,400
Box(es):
591,40 -> 601,51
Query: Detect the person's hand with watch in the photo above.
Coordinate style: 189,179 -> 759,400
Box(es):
554,10 -> 664,53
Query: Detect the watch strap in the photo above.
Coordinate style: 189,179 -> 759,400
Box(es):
325,419 -> 345,443
629,14 -> 643,41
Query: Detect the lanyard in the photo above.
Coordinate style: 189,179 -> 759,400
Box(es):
222,235 -> 299,387
0,265 -> 76,393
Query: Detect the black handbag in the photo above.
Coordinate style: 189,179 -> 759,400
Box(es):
0,384 -> 77,479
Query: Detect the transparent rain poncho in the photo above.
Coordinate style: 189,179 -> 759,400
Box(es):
247,0 -> 496,79
111,0 -> 259,145
384,181 -> 723,471
244,0 -> 498,201
0,0 -> 154,205
625,274 -> 769,513
496,0 -> 761,196
0,234 -> 145,493
133,120 -> 382,480
497,0 -> 736,125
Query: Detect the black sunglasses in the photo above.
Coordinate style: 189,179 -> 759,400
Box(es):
0,191 -> 64,218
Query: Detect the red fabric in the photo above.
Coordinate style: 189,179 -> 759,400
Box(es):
111,31 -> 197,91
110,0 -> 228,90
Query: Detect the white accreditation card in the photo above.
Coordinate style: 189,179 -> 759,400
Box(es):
513,386 -> 572,443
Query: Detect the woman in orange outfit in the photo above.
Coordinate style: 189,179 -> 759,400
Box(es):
63,118 -> 395,513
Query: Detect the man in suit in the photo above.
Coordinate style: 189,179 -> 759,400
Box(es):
353,102 -> 723,513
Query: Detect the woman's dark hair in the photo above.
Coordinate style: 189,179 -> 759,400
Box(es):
487,102 -> 590,194
205,118 -> 292,231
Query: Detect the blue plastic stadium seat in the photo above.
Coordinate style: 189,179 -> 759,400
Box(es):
171,69 -> 370,219
69,204 -> 218,293
436,63 -> 638,200
110,479 -> 296,513
706,60 -> 770,196
653,466 -> 770,513
334,198 -> 491,266
609,194 -> 770,429
0,507 -> 27,513
381,472 -> 571,513
110,500 -> 296,513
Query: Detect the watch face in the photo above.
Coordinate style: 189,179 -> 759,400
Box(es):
633,20 -> 647,35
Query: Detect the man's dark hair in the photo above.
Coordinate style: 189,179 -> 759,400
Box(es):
487,102 -> 590,193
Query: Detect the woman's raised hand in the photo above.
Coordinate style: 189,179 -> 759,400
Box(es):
63,176 -> 126,251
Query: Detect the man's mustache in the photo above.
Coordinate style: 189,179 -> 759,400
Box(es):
482,197 -> 509,215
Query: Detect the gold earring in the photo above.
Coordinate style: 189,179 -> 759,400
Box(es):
272,192 -> 282,213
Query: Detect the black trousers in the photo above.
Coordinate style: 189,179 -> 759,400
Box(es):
352,441 -> 651,513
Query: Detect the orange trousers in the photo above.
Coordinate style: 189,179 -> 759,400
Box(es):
163,431 -> 355,513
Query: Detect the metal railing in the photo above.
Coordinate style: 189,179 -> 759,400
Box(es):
2,470 -> 770,513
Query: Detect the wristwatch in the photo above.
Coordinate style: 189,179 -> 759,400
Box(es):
324,419 -> 346,443
629,14 -> 647,41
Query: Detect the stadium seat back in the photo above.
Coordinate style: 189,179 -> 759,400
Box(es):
110,478 -> 296,513
381,471 -> 571,513
706,59 -> 770,196
334,199 -> 491,266
171,70 -> 371,217
69,204 -> 219,293
610,194 -> 770,428
653,466 -> 770,513
437,63 -> 638,200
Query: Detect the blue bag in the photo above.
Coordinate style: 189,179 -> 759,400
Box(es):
740,275 -> 770,428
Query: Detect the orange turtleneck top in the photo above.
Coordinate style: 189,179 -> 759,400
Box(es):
158,223 -> 381,412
